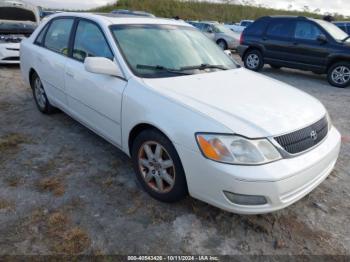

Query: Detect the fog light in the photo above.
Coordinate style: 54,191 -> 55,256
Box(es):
224,191 -> 267,205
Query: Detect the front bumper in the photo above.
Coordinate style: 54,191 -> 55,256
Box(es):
0,43 -> 20,64
176,127 -> 341,214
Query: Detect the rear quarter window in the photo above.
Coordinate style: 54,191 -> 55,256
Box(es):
266,19 -> 295,39
244,18 -> 268,36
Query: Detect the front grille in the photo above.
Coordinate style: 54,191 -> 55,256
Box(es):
274,116 -> 328,154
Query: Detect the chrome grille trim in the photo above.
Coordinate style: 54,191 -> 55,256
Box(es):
273,116 -> 329,155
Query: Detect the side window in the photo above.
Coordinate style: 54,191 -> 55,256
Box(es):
73,20 -> 114,62
266,20 -> 294,39
202,24 -> 211,32
295,21 -> 321,41
35,24 -> 49,45
194,23 -> 203,30
337,25 -> 347,33
245,19 -> 268,35
44,18 -> 74,55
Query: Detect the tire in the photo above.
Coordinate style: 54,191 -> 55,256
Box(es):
244,49 -> 264,71
327,62 -> 350,88
217,39 -> 228,50
131,129 -> 188,202
269,64 -> 281,69
30,72 -> 55,114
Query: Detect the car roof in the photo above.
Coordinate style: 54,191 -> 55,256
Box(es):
48,12 -> 191,27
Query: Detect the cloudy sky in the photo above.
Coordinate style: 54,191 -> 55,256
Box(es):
22,0 -> 350,16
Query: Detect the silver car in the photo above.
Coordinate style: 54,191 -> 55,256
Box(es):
190,21 -> 241,50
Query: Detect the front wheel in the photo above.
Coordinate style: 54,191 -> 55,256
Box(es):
131,129 -> 188,202
327,62 -> 350,88
244,49 -> 264,71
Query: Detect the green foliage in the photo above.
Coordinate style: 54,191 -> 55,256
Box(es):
93,0 -> 345,22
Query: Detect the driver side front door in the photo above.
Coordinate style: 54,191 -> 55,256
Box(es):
64,19 -> 127,147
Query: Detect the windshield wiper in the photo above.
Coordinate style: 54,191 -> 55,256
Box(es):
342,36 -> 350,42
136,64 -> 191,75
180,63 -> 228,71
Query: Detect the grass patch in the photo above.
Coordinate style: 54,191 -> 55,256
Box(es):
30,209 -> 91,254
55,227 -> 90,254
4,176 -> 22,187
0,198 -> 14,211
38,177 -> 65,196
0,133 -> 31,152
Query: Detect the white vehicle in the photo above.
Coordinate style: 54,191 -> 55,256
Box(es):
225,20 -> 254,33
0,0 -> 40,64
20,13 -> 341,214
189,21 -> 241,50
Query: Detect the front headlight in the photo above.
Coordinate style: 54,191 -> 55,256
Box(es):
196,133 -> 281,165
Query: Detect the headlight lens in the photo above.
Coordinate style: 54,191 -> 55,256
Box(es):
196,134 -> 281,165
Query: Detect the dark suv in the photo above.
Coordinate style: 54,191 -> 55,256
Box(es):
238,16 -> 350,88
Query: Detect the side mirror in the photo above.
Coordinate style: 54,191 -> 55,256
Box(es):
317,34 -> 327,43
84,57 -> 123,78
207,27 -> 213,34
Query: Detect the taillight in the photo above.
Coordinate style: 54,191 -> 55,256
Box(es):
239,33 -> 244,45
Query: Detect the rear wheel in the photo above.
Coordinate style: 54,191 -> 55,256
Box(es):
217,39 -> 228,50
30,72 -> 55,114
244,49 -> 264,71
131,129 -> 188,202
327,62 -> 350,88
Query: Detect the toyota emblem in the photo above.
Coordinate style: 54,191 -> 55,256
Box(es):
310,130 -> 318,141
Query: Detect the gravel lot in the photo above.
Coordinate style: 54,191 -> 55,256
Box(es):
0,57 -> 349,255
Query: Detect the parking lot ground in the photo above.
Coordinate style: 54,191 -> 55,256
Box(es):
0,60 -> 349,255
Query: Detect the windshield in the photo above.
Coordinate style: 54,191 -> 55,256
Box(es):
314,19 -> 348,41
111,24 -> 238,78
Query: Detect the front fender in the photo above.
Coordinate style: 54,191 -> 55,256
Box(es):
121,77 -> 232,156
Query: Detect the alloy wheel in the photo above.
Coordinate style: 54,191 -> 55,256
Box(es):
138,141 -> 176,193
34,77 -> 47,110
331,66 -> 350,85
246,54 -> 260,69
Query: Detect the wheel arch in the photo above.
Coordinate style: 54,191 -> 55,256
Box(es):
128,123 -> 172,157
216,38 -> 227,44
242,45 -> 264,60
326,55 -> 350,71
29,68 -> 37,88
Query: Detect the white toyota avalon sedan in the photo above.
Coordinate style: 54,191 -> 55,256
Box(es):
20,13 -> 341,214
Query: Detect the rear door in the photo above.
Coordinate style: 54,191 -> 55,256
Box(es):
34,17 -> 74,108
291,20 -> 330,70
263,18 -> 295,64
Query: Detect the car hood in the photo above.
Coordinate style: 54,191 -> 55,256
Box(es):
143,68 -> 326,138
